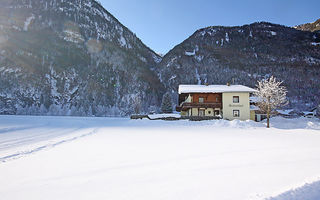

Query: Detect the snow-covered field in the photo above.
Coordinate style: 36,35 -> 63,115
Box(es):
0,115 -> 320,200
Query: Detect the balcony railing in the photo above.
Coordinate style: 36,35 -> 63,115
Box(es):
176,102 -> 222,111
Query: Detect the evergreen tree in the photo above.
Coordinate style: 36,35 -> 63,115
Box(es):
161,92 -> 173,113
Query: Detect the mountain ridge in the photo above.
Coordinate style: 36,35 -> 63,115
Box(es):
294,18 -> 320,32
156,21 -> 320,110
0,1 -> 319,115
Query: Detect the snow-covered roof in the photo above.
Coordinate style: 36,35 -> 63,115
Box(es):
277,109 -> 294,115
250,105 -> 260,111
178,85 -> 256,94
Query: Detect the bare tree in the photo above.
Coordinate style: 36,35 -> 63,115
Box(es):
255,76 -> 288,128
133,96 -> 142,114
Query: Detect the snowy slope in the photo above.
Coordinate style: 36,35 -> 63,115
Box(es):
0,0 -> 163,116
0,116 -> 320,200
156,22 -> 320,111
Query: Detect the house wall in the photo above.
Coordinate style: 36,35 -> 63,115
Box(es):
183,108 -> 216,117
192,93 -> 222,103
250,110 -> 256,121
205,108 -> 214,116
191,108 -> 198,116
222,92 -> 250,121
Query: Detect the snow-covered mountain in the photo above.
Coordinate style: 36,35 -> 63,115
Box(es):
0,1 -> 319,115
156,22 -> 320,110
0,0 -> 163,116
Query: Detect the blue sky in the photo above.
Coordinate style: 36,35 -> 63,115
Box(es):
100,0 -> 319,54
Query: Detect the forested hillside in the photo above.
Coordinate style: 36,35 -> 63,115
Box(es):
0,0 -> 163,116
0,0 -> 319,115
156,22 -> 320,110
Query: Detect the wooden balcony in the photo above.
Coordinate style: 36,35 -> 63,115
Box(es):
176,102 -> 222,111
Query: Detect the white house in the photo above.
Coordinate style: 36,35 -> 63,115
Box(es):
176,84 -> 257,121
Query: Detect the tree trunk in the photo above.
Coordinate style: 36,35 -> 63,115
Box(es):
267,107 -> 270,128
267,97 -> 270,128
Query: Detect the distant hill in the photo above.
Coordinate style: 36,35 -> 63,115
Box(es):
155,22 -> 320,110
294,19 -> 320,32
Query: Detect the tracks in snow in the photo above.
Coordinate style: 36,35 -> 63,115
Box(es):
0,128 -> 98,163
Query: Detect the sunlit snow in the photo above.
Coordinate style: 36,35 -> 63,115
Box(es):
0,115 -> 320,200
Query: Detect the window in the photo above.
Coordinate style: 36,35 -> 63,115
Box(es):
233,110 -> 240,117
199,97 -> 204,103
233,96 -> 239,103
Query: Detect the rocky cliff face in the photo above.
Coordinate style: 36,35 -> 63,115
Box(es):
0,0 -> 163,116
295,18 -> 320,32
155,22 -> 320,110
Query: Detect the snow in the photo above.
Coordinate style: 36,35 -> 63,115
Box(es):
168,75 -> 176,81
119,36 -> 127,47
63,30 -> 85,43
195,54 -> 204,62
198,28 -> 217,37
250,105 -> 260,110
277,109 -> 294,115
179,84 -> 256,94
0,115 -> 320,200
148,113 -> 181,120
225,32 -> 230,42
23,14 -> 35,31
195,68 -> 201,85
199,30 -> 206,37
303,111 -> 316,117
0,67 -> 21,74
270,31 -> 277,36
267,179 -> 320,200
103,12 -> 111,22
138,55 -> 147,63
311,42 -> 320,46
304,56 -> 320,65
249,30 -> 253,37
185,50 -> 196,56
152,54 -> 162,63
